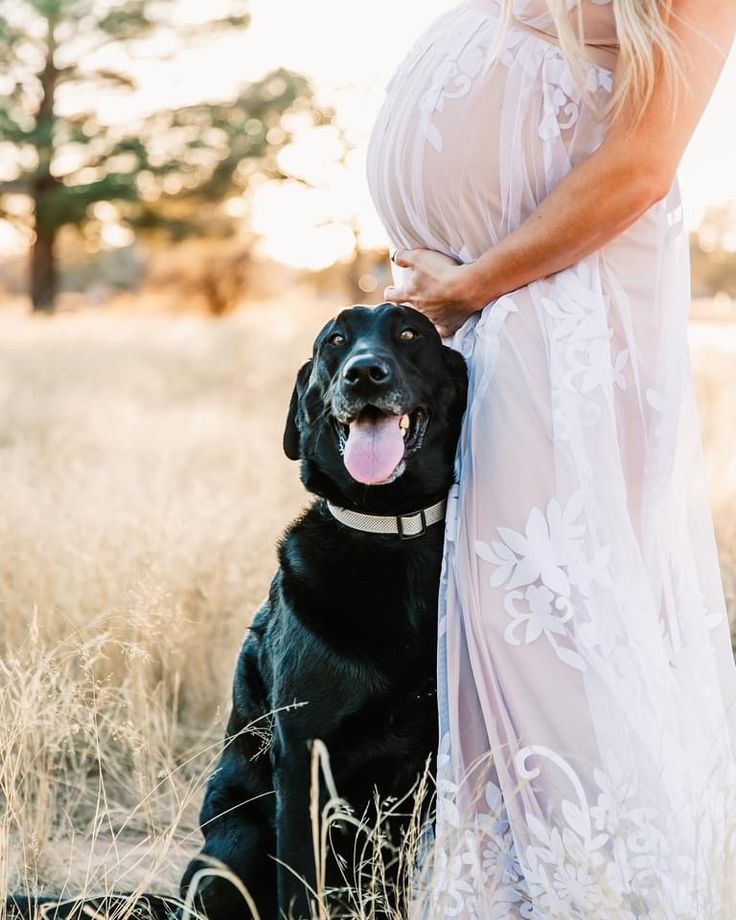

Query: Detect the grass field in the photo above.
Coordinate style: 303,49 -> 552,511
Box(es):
0,296 -> 734,912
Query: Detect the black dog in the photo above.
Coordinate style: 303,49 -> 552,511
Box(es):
181,303 -> 468,919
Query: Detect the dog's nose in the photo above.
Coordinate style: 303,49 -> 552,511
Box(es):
342,354 -> 393,388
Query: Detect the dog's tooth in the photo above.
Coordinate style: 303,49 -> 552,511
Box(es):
399,414 -> 410,431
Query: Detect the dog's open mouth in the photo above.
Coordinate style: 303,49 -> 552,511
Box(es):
335,406 -> 429,485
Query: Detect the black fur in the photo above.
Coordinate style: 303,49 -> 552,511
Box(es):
181,304 -> 468,919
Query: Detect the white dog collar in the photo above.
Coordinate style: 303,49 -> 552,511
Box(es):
325,498 -> 446,540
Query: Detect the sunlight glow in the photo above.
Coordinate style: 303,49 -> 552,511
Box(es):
0,219 -> 27,256
251,182 -> 356,270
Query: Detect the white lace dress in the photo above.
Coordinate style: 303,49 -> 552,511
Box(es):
365,1 -> 736,917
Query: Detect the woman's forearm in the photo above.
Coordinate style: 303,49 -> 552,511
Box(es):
385,144 -> 668,335
459,0 -> 736,313
458,144 -> 669,310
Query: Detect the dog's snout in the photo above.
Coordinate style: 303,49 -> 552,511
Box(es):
342,354 -> 393,389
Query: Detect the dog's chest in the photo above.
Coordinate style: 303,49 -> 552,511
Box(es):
282,535 -> 440,661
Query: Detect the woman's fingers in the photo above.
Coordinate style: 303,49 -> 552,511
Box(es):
383,285 -> 407,302
392,249 -> 416,269
386,249 -> 416,302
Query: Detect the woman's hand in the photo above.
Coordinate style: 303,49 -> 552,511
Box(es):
383,249 -> 485,337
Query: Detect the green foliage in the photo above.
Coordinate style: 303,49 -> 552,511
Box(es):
0,0 -> 325,257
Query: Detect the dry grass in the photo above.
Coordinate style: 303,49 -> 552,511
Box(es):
0,292 -> 338,906
690,321 -> 736,629
0,297 -> 734,915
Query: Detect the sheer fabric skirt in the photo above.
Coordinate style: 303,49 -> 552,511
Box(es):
366,2 -> 736,917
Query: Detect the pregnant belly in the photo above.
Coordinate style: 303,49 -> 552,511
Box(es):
366,3 -> 610,263
366,6 -> 506,262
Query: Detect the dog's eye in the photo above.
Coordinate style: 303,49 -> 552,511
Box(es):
328,332 -> 346,347
400,328 -> 418,341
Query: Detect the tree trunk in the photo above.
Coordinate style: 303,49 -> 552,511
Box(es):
30,11 -> 59,313
30,217 -> 57,313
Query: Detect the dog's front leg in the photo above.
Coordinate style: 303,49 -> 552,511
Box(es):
273,737 -> 319,920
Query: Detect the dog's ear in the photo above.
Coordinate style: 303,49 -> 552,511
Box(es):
283,359 -> 313,461
442,344 -> 469,415
442,344 -> 468,387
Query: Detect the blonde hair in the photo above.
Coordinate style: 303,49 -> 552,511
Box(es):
496,0 -> 681,119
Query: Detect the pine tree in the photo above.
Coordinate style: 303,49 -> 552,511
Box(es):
0,0 -> 322,311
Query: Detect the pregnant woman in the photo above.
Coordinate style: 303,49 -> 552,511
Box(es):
366,1 -> 736,916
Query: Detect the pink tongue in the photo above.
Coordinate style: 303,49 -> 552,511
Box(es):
343,414 -> 405,485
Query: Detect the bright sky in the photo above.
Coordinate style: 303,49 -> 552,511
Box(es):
3,0 -> 735,269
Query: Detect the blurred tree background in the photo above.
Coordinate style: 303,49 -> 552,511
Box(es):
0,0 -> 334,312
691,203 -> 736,305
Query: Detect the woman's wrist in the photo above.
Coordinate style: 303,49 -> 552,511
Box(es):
454,257 -> 502,314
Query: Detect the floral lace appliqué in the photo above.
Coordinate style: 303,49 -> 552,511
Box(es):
417,13 -> 492,153
475,490 -> 612,670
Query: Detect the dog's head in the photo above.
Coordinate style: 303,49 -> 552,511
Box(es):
283,304 -> 468,514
